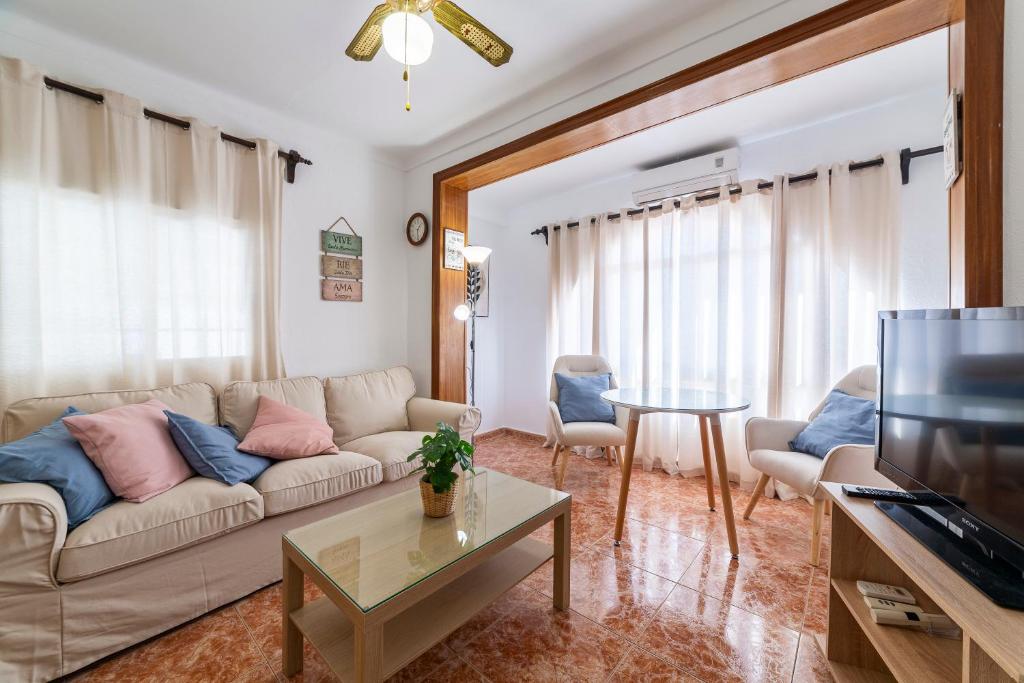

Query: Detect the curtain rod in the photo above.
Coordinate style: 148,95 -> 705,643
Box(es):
42,76 -> 313,184
530,145 -> 942,243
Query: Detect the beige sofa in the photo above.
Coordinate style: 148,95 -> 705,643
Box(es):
0,366 -> 480,682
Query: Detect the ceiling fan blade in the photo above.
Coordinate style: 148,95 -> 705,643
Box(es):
345,3 -> 393,61
432,1 -> 512,67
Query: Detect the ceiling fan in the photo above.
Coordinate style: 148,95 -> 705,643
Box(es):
346,0 -> 513,110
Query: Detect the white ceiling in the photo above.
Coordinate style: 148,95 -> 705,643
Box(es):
1,0 -> 725,159
472,29 -> 947,214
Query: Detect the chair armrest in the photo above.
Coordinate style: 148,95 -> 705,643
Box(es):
406,397 -> 482,442
547,401 -> 566,443
0,483 -> 67,590
816,444 -> 893,492
744,417 -> 808,455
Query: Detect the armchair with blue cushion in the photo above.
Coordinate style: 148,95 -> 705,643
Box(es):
743,365 -> 894,566
547,355 -> 627,489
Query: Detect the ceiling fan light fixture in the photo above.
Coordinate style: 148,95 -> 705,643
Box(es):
382,11 -> 433,66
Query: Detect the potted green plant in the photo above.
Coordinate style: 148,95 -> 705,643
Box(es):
407,422 -> 474,518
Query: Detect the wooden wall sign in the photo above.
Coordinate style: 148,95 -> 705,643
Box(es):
321,255 -> 363,279
321,230 -> 363,256
320,215 -> 363,302
321,278 -> 363,302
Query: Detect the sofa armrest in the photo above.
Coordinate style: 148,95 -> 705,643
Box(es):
0,483 -> 67,590
744,417 -> 808,456
816,444 -> 893,491
407,397 -> 482,442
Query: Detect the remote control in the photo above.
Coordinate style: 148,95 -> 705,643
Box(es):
870,608 -> 956,630
842,485 -> 918,503
864,596 -> 924,613
856,580 -> 917,604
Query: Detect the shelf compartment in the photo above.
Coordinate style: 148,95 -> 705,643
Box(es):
288,535 -> 551,679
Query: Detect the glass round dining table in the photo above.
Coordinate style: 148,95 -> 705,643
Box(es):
601,387 -> 750,558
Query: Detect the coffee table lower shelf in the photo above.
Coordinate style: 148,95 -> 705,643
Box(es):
288,536 -> 551,680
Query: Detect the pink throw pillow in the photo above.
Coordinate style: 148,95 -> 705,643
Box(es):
237,395 -> 339,459
63,399 -> 193,502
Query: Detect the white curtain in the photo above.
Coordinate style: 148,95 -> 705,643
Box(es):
547,182 -> 773,486
547,157 -> 901,489
770,155 -> 901,421
0,58 -> 285,414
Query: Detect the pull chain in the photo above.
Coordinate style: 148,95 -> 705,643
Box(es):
403,6 -> 411,111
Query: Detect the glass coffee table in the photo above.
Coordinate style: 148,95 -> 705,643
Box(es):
281,468 -> 571,682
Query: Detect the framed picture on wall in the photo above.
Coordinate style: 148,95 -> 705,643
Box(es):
476,257 -> 490,317
444,229 -> 464,270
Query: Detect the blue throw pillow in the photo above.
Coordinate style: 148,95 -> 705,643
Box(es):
164,410 -> 271,485
789,390 -> 876,459
0,407 -> 115,528
555,373 -> 616,424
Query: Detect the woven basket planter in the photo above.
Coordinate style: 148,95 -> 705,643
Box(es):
419,475 -> 461,518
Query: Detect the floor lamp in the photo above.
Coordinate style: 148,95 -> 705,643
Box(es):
453,245 -> 491,407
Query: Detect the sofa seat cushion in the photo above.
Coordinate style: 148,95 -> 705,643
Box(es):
561,422 -> 627,447
749,449 -> 822,497
57,477 -> 263,582
253,451 -> 382,516
344,431 -> 430,482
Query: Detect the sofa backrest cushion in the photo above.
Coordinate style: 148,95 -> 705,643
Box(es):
324,366 -> 416,445
2,382 -> 217,443
219,376 -> 326,439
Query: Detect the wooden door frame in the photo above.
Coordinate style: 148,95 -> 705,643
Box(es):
431,0 -> 1003,401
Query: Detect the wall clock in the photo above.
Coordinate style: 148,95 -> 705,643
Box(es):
407,212 -> 429,246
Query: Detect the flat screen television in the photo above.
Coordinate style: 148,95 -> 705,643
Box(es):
876,306 -> 1024,608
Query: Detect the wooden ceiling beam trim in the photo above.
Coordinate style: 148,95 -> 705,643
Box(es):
435,0 -> 952,191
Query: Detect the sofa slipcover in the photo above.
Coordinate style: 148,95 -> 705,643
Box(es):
57,477 -> 263,582
0,365 -> 480,681
2,382 -> 218,443
344,431 -> 431,482
253,451 -> 382,516
219,376 -> 326,438
324,366 -> 416,445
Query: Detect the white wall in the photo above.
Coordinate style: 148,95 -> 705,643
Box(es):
405,0 -> 1024,408
465,214 -> 507,433
402,0 -> 852,394
474,88 -> 950,434
0,11 -> 411,384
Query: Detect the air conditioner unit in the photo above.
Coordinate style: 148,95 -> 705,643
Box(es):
631,148 -> 739,206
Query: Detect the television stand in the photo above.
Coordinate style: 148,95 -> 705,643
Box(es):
819,482 -> 1024,682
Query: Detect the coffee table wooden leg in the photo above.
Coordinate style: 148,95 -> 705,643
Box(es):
708,414 -> 740,558
554,507 -> 571,610
613,409 -> 641,544
282,551 -> 305,677
698,415 -> 717,511
354,622 -> 384,682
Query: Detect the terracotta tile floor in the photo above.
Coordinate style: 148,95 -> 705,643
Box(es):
68,431 -> 834,683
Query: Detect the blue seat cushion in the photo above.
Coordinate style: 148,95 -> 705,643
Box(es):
555,373 -> 616,424
0,407 -> 116,528
789,390 -> 876,459
165,410 -> 272,486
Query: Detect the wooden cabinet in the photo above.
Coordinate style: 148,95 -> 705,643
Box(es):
819,482 -> 1023,683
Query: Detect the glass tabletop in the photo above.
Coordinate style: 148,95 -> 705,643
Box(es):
601,387 -> 750,413
283,468 -> 568,613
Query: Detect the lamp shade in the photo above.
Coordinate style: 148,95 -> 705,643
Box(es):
382,11 -> 433,66
453,303 -> 471,321
461,245 -> 492,265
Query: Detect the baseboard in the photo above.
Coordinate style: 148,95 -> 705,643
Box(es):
475,427 -> 545,444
